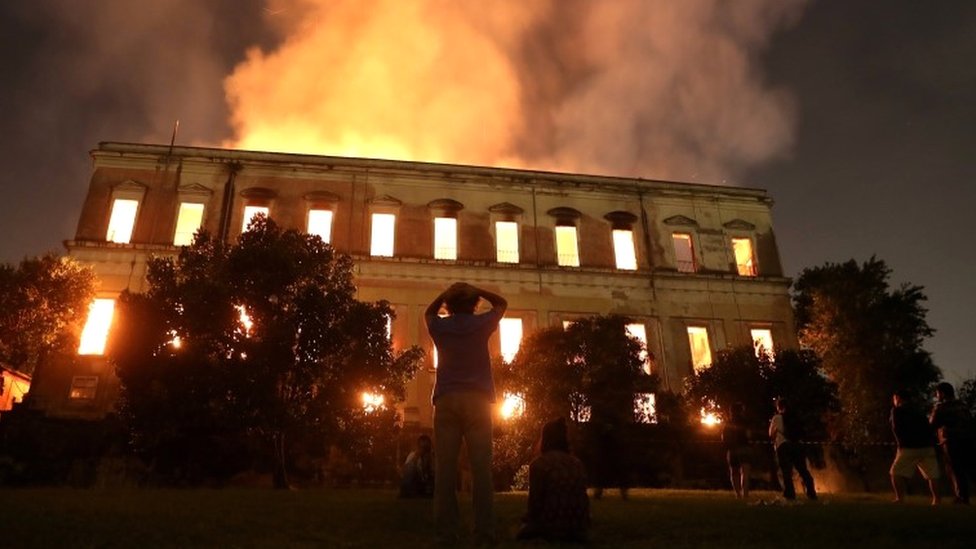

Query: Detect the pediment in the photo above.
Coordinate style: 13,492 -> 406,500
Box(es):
427,198 -> 465,215
723,218 -> 756,231
112,179 -> 148,192
603,211 -> 638,228
177,183 -> 213,197
369,194 -> 402,207
304,191 -> 341,205
239,187 -> 277,200
546,207 -> 582,221
663,215 -> 698,227
488,202 -> 524,216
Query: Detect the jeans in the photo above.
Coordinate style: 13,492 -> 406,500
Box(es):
434,390 -> 495,542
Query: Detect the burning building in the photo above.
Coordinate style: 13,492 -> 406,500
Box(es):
27,142 -> 795,426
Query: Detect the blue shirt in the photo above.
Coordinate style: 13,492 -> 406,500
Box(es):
427,309 -> 502,404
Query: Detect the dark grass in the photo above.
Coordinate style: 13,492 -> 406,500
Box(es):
0,488 -> 974,548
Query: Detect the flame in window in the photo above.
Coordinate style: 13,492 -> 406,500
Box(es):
500,392 -> 525,420
173,202 -> 205,246
307,209 -> 334,243
434,217 -> 458,260
555,225 -> 580,267
78,299 -> 116,355
612,229 -> 637,270
495,221 -> 519,263
370,213 -> 396,257
362,392 -> 385,413
499,317 -> 523,363
242,205 -> 269,233
106,199 -> 139,244
686,326 -> 712,371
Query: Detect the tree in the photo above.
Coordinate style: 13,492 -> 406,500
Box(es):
494,315 -> 655,486
793,257 -> 941,445
0,254 -> 95,375
110,216 -> 423,487
684,347 -> 839,442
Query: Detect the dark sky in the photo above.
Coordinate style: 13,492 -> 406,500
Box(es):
1,1 -> 973,381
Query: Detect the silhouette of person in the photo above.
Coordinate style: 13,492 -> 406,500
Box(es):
723,402 -> 753,499
399,434 -> 434,499
889,389 -> 940,505
930,382 -> 976,504
769,398 -> 816,501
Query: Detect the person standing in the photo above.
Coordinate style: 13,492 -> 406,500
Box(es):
930,382 -> 976,504
889,390 -> 940,505
723,402 -> 752,499
425,282 -> 507,544
768,398 -> 817,501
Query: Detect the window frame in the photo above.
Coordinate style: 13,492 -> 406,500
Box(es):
671,232 -> 698,273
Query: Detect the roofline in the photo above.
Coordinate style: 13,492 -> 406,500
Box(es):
94,141 -> 771,200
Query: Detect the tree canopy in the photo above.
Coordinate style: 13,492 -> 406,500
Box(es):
0,254 -> 95,375
684,347 -> 839,442
792,257 -> 940,444
110,216 -> 422,486
494,315 -> 655,485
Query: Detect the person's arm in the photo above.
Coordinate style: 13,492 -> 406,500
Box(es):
424,283 -> 466,324
768,415 -> 780,440
470,284 -> 507,317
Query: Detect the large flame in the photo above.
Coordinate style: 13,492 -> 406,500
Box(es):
223,0 -> 806,182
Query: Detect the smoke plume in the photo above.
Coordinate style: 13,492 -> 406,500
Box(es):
225,0 -> 807,183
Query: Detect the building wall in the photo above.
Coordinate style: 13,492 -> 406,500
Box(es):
34,142 -> 796,426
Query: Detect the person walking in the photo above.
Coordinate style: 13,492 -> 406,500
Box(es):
930,382 -> 976,504
425,282 -> 507,544
769,398 -> 817,501
889,389 -> 940,505
723,402 -> 752,499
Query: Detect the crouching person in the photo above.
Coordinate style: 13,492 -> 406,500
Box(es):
400,434 -> 435,499
517,418 -> 590,543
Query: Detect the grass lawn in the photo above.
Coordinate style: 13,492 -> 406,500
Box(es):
0,488 -> 973,548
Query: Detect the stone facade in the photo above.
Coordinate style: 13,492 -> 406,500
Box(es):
29,142 -> 796,425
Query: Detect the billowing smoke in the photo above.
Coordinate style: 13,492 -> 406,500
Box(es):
225,0 -> 807,183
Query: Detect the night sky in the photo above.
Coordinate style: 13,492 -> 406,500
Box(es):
1,1 -> 973,381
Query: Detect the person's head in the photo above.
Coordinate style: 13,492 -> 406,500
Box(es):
936,382 -> 956,402
893,389 -> 911,407
417,434 -> 432,454
444,284 -> 479,315
541,417 -> 570,453
775,397 -> 787,414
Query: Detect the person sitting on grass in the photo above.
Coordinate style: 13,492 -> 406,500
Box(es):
399,434 -> 435,499
517,418 -> 590,543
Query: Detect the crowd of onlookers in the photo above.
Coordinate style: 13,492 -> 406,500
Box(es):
411,282 -> 975,544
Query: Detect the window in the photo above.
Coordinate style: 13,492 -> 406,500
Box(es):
370,213 -> 396,257
625,323 -> 651,374
672,233 -> 696,273
69,376 -> 99,400
612,229 -> 638,270
499,317 -> 523,363
495,221 -> 519,263
173,202 -> 205,246
635,393 -> 657,424
686,326 -> 712,371
106,199 -> 139,243
751,328 -> 774,358
307,209 -> 334,243
434,217 -> 458,260
555,226 -> 580,267
78,299 -> 115,355
731,237 -> 756,276
242,205 -> 269,233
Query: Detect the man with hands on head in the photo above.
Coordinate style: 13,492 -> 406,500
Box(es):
424,282 -> 507,545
